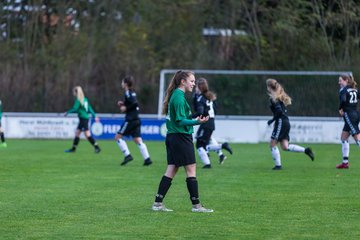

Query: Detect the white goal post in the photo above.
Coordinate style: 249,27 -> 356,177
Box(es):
157,69 -> 352,119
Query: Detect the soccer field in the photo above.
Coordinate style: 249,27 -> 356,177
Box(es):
1,140 -> 359,239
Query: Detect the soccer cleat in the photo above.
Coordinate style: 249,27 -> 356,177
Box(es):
94,146 -> 101,154
191,204 -> 214,213
143,158 -> 153,166
221,142 -> 233,155
202,164 -> 212,169
152,202 -> 173,212
219,154 -> 227,164
272,165 -> 282,170
0,142 -> 7,148
305,147 -> 314,161
64,148 -> 76,153
336,162 -> 349,169
120,154 -> 133,166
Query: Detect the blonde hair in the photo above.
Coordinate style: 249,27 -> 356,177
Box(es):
162,70 -> 194,115
340,73 -> 357,89
73,86 -> 85,106
197,78 -> 216,101
266,79 -> 292,106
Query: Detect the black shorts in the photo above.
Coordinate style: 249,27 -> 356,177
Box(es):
195,125 -> 213,149
166,133 -> 196,167
77,118 -> 89,131
117,119 -> 141,138
271,118 -> 290,142
343,111 -> 360,135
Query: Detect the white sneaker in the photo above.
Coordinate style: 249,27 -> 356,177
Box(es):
191,204 -> 214,213
152,202 -> 173,212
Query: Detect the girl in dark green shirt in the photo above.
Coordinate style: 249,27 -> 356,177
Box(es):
152,70 -> 213,213
64,86 -> 101,153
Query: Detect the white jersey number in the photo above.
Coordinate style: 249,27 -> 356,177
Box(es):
206,100 -> 215,118
349,92 -> 358,104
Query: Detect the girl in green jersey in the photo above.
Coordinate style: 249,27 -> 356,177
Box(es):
64,86 -> 101,153
152,70 -> 213,213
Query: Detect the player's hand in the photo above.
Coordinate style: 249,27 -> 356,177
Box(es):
197,115 -> 209,123
120,105 -> 126,113
117,101 -> 124,106
339,109 -> 344,116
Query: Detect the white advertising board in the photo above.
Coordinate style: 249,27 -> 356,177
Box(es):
1,114 -> 346,143
4,117 -> 78,139
207,118 -> 344,144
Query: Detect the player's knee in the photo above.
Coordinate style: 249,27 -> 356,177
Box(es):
114,134 -> 122,141
134,137 -> 142,145
281,145 -> 288,151
196,140 -> 206,149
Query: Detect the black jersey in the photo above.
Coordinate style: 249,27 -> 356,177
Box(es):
193,93 -> 216,130
339,86 -> 359,113
269,99 -> 288,121
0,99 -> 2,120
124,90 -> 140,121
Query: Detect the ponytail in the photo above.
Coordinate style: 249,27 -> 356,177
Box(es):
73,86 -> 85,106
162,70 -> 194,114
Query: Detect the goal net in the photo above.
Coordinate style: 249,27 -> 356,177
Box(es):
157,69 -> 352,119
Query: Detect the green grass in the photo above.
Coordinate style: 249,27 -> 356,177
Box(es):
1,139 -> 360,240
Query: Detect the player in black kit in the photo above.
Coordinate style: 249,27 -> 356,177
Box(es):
336,73 -> 360,169
266,79 -> 314,170
0,99 -> 7,148
115,76 -> 152,166
193,78 -> 232,168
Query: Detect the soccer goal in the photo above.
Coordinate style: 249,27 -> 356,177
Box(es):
157,69 -> 352,119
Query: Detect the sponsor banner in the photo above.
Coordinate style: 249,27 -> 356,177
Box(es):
2,114 -> 345,143
90,118 -> 167,140
4,117 -> 167,140
257,120 -> 344,144
5,117 -> 79,139
210,119 -> 344,144
288,121 -> 343,143
203,120 -> 260,143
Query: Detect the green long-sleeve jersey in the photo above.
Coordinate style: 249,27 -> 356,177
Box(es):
67,98 -> 96,119
166,89 -> 199,134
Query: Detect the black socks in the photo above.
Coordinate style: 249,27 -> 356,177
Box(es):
154,176 -> 200,205
0,132 -> 5,142
155,176 -> 173,202
186,177 -> 200,205
72,137 -> 80,149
